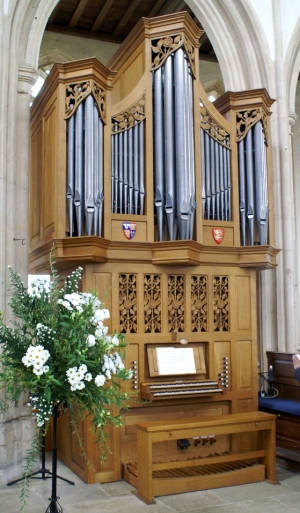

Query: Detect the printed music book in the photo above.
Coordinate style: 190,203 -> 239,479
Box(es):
155,347 -> 196,375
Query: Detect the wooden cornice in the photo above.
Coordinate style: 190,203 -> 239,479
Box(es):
29,238 -> 280,273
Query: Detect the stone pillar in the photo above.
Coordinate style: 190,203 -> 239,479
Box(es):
0,63 -> 38,483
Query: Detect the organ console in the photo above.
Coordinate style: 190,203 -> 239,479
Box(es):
29,11 -> 279,493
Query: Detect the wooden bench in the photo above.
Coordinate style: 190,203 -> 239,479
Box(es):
134,411 -> 276,504
259,351 -> 300,453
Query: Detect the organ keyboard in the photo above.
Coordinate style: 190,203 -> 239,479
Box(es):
140,380 -> 223,400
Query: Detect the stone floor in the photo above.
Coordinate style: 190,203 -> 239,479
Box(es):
2,457 -> 300,513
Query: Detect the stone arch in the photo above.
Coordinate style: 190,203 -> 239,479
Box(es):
286,16 -> 300,114
188,0 -> 272,91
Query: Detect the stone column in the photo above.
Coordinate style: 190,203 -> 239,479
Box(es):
0,63 -> 38,483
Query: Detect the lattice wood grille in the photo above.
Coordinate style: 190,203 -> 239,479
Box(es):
191,275 -> 208,332
213,276 -> 229,331
119,274 -> 138,333
144,274 -> 162,333
167,275 -> 185,333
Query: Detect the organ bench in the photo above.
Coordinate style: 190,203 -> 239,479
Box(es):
124,411 -> 277,504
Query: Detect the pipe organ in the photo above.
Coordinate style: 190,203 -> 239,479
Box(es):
29,13 -> 279,492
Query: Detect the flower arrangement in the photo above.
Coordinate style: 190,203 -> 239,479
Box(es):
0,254 -> 131,492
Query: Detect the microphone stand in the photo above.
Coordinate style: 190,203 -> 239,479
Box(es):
46,402 -> 74,513
259,365 -> 277,398
7,416 -> 74,488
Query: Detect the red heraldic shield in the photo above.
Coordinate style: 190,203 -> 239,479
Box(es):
212,228 -> 225,245
122,222 -> 137,240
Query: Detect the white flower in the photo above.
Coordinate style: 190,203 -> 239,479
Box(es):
111,336 -> 119,346
76,370 -> 85,380
22,355 -> 31,367
33,367 -> 44,376
76,381 -> 85,390
22,344 -> 50,375
79,364 -> 87,373
95,327 -> 104,338
93,309 -> 104,321
95,374 -> 106,387
43,365 -> 49,373
84,373 -> 92,381
86,334 -> 96,347
66,367 -> 77,377
105,369 -> 112,379
68,375 -> 78,384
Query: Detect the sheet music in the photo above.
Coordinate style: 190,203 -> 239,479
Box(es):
156,347 -> 196,375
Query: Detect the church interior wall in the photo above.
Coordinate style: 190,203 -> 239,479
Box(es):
1,0 -> 300,484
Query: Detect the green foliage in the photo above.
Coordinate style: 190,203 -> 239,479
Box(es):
0,252 -> 132,501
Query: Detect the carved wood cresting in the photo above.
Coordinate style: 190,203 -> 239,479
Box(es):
65,80 -> 106,121
200,104 -> 231,147
144,274 -> 162,333
213,276 -> 229,331
151,34 -> 196,77
119,274 -> 138,333
111,95 -> 146,134
168,275 -> 185,333
236,108 -> 268,144
191,275 -> 208,332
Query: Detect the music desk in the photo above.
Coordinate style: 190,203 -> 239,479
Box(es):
134,411 -> 276,504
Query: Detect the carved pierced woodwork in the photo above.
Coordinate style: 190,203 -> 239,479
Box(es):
191,275 -> 208,332
144,274 -> 162,333
65,80 -> 106,121
111,95 -> 146,134
200,104 -> 231,147
168,275 -> 185,333
236,108 -> 268,143
213,276 -> 229,332
151,34 -> 196,77
119,274 -> 138,333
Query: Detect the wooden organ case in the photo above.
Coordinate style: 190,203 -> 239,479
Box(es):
29,13 -> 279,493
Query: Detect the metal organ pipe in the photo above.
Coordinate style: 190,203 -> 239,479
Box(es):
84,94 -> 95,236
223,145 -> 229,221
133,124 -> 139,215
139,120 -> 145,215
245,130 -> 255,245
67,113 -> 74,236
201,129 -> 206,218
254,121 -> 269,245
123,128 -> 128,214
209,135 -> 216,220
214,139 -> 220,221
118,130 -> 124,214
74,101 -> 84,236
153,47 -> 196,241
237,121 -> 269,246
66,94 -> 105,237
186,56 -> 196,239
114,127 -> 119,214
110,116 -> 145,216
174,48 -> 189,240
164,53 -> 176,241
219,142 -> 225,221
238,138 -> 246,246
93,103 -> 99,236
154,66 -> 164,241
200,125 -> 231,223
128,127 -> 134,214
204,131 -> 211,219
226,146 -> 231,221
97,116 -> 104,237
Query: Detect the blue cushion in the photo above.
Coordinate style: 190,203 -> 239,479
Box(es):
259,395 -> 300,416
